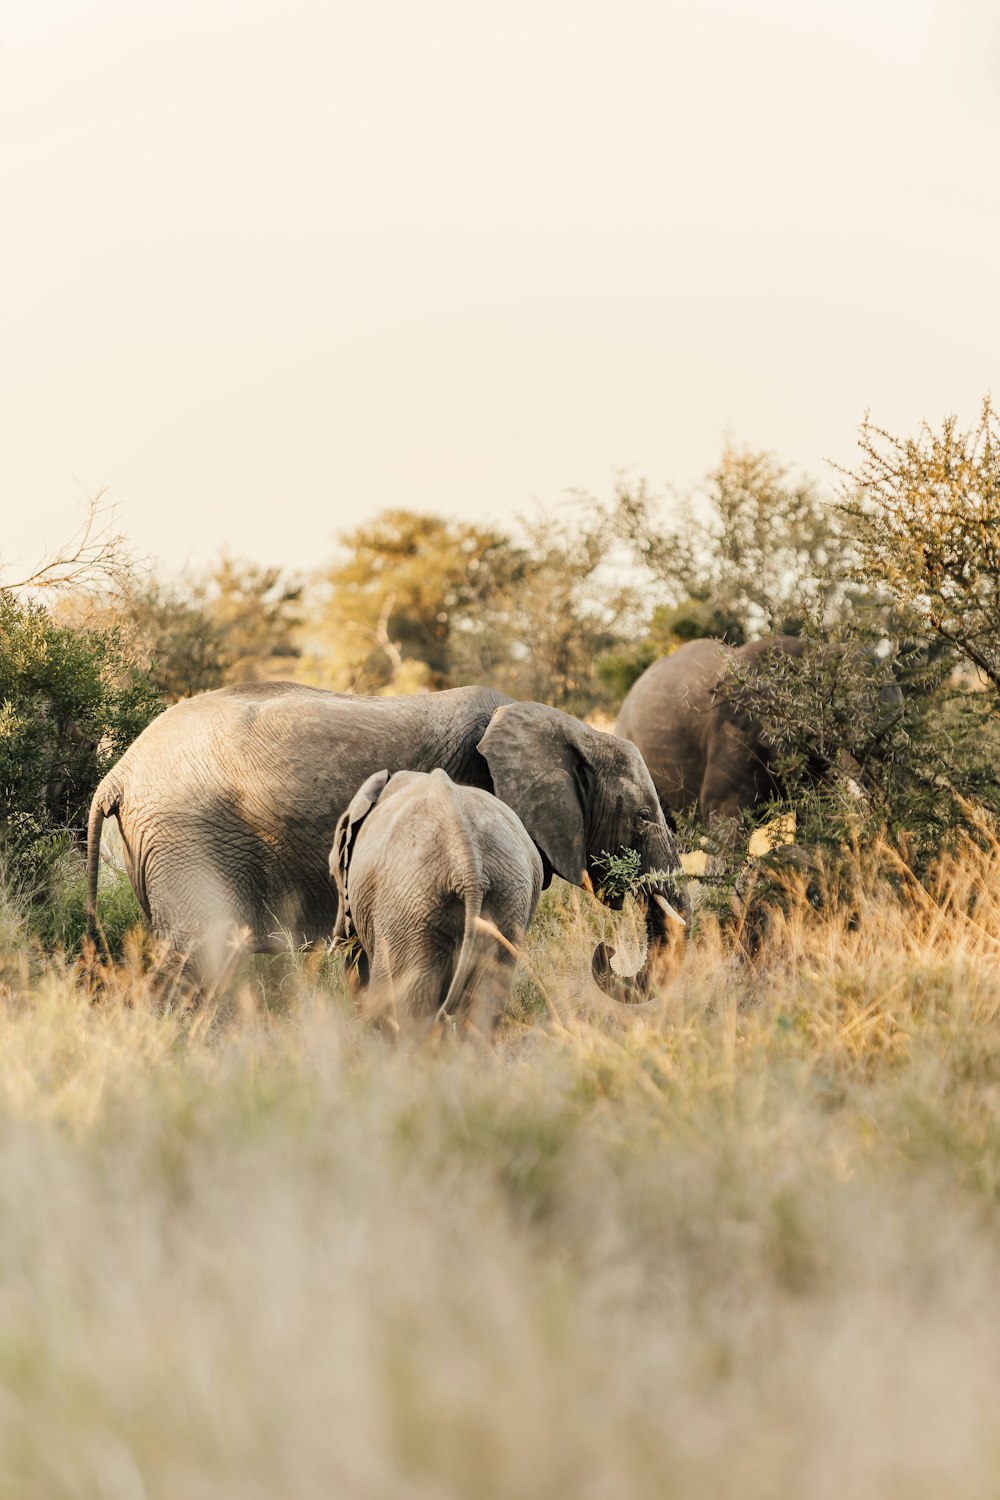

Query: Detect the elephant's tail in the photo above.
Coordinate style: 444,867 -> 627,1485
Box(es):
86,778 -> 119,953
436,881 -> 484,1025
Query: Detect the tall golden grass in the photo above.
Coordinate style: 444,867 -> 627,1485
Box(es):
1,833 -> 1000,1497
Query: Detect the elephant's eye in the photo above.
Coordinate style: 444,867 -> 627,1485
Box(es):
636,808 -> 651,824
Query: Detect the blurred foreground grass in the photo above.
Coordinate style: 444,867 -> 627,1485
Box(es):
1,840 -> 1000,1498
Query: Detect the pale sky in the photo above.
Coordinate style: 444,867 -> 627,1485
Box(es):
2,0 -> 998,579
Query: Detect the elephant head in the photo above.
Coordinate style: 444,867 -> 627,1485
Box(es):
477,702 -> 686,992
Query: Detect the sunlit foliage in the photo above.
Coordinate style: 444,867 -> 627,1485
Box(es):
62,557 -> 303,703
308,510 -> 520,693
844,396 -> 1000,693
614,440 -> 849,645
0,589 -> 160,887
498,503 -> 640,715
307,505 -> 637,714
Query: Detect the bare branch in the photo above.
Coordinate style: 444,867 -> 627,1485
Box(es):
373,592 -> 404,671
2,492 -> 134,594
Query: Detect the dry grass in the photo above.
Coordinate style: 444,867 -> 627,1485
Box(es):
2,838 -> 1000,1497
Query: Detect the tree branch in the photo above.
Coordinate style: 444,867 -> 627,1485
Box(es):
2,492 -> 134,594
926,617 -> 1000,693
373,592 -> 404,671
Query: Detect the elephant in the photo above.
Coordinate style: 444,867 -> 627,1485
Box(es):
329,768 -> 544,1034
86,681 -> 686,985
615,635 -> 903,825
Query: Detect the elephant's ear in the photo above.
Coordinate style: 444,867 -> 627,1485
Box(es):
329,769 -> 390,939
478,703 -> 588,887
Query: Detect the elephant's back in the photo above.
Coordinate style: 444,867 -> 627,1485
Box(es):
115,681 -> 507,797
615,640 -> 732,813
617,641 -> 730,727
364,773 -> 541,911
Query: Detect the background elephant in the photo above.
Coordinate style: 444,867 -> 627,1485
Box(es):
87,681 -> 683,983
329,768 -> 543,1034
615,635 -> 903,824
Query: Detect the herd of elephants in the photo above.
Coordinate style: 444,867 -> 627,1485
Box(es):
85,634 -> 901,1030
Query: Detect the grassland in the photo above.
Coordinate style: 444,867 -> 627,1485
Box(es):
1,837 -> 1000,1499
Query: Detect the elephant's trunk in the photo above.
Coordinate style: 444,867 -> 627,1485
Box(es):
591,877 -> 687,1000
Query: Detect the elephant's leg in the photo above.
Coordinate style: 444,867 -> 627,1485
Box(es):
699,765 -> 754,828
461,951 -> 518,1036
362,937 -> 402,1035
700,715 -> 786,827
391,943 -> 496,1036
363,923 -> 453,1036
699,740 -> 760,831
402,969 -> 457,1034
361,900 -> 523,1038
142,847 -> 261,987
458,903 -> 525,1034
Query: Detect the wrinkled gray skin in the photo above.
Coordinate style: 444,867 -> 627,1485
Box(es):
87,682 -> 683,985
329,768 -> 544,1034
616,635 -> 903,824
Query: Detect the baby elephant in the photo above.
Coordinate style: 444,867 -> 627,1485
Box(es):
329,768 -> 544,1035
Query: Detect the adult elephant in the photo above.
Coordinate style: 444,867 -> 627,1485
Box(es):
87,681 -> 685,984
615,635 -> 902,824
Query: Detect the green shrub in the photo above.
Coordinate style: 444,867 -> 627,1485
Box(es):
680,628 -> 1000,943
0,589 -> 160,932
30,845 -> 144,955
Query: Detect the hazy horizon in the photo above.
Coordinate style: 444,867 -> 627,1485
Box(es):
3,0 -> 998,579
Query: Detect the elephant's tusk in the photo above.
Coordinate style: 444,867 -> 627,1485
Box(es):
654,893 -> 686,927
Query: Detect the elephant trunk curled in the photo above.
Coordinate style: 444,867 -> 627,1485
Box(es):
590,836 -> 688,1000
590,887 -> 686,999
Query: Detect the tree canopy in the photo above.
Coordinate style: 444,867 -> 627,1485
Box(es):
612,441 -> 850,648
843,397 -> 1000,694
308,511 -> 521,694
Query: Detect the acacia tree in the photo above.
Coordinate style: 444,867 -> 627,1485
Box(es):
311,510 -> 522,693
614,443 -> 849,645
204,556 -> 303,682
498,504 -> 640,716
843,398 -> 1000,693
305,505 -> 638,714
103,580 -> 231,701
